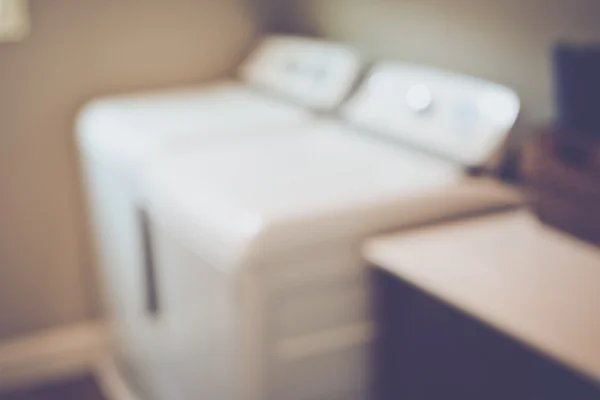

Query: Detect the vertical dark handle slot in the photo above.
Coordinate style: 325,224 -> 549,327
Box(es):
139,208 -> 160,317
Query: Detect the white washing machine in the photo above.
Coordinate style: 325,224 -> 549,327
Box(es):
76,35 -> 361,400
140,63 -> 523,400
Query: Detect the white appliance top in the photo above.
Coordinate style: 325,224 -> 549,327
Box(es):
144,121 -> 521,269
342,62 -> 520,166
77,82 -> 314,172
365,210 -> 600,384
147,122 -> 458,220
239,35 -> 362,111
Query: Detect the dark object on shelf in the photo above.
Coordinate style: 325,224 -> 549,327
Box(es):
522,127 -> 600,243
554,43 -> 600,138
372,268 -> 600,400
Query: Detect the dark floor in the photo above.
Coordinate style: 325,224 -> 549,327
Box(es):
0,376 -> 104,400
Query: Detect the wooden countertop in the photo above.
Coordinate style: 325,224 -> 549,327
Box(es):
364,210 -> 600,383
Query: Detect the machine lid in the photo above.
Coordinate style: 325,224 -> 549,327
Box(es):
238,35 -> 362,111
143,122 -> 463,245
342,62 -> 521,167
77,83 -> 313,171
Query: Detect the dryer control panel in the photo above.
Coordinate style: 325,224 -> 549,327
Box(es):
239,35 -> 362,112
342,63 -> 520,167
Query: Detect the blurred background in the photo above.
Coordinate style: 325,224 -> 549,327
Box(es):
4,0 -> 600,340
1,1 -> 600,398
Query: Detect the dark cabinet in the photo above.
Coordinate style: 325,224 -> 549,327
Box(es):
372,268 -> 600,400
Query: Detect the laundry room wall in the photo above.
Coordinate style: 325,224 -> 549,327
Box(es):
268,0 -> 600,123
0,0 -> 260,340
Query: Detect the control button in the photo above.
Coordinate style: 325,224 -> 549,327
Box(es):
454,101 -> 480,136
313,67 -> 328,82
285,60 -> 300,73
456,101 -> 480,123
406,84 -> 433,114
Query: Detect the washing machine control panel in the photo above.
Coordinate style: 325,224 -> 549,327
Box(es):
238,36 -> 362,112
343,63 -> 520,166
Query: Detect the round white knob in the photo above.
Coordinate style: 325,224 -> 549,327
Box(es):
406,84 -> 433,114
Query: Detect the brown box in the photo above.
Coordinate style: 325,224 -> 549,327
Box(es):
522,127 -> 600,244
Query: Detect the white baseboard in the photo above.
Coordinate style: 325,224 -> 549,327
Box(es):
93,354 -> 142,400
0,321 -> 109,391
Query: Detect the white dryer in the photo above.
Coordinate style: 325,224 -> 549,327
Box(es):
76,35 -> 361,399
140,63 -> 522,400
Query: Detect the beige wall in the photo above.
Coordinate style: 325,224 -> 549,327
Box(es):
0,0 -> 259,340
274,0 -> 600,123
